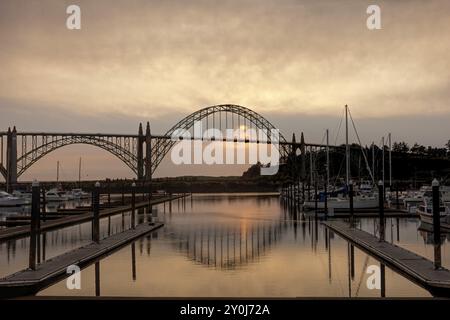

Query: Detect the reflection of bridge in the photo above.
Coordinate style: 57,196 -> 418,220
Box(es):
1,104 -> 326,190
165,222 -> 285,269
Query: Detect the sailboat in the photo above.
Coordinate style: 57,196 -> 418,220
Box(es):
303,105 -> 379,210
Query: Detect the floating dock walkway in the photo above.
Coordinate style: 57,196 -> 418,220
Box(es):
0,222 -> 163,298
0,194 -> 184,241
323,220 -> 450,297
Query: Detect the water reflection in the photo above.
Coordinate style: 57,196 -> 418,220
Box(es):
1,194 -> 448,297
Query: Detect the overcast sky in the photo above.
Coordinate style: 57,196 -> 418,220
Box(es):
1,0 -> 449,180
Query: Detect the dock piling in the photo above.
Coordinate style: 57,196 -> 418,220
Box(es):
378,180 -> 385,241
324,182 -> 328,220
395,184 -> 400,210
29,179 -> 40,270
92,182 -> 100,243
349,181 -> 354,227
131,182 -> 136,229
314,181 -> 318,218
432,178 -> 442,269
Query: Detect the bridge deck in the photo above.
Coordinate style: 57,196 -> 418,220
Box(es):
0,194 -> 184,241
0,222 -> 163,298
323,220 -> 450,296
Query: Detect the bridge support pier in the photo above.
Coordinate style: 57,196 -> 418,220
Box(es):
6,127 -> 17,192
145,122 -> 152,181
137,123 -> 144,180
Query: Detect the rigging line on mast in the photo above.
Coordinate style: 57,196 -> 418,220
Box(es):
334,107 -> 345,146
347,108 -> 375,184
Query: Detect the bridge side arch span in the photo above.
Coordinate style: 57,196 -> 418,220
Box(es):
17,135 -> 138,178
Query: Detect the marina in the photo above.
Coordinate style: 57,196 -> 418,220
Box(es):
1,1 -> 450,309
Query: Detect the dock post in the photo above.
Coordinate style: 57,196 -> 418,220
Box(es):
41,187 -> 46,222
432,178 -> 441,269
395,183 -> 400,210
92,182 -> 100,243
148,181 -> 154,225
307,183 -> 310,201
29,179 -> 40,270
378,180 -> 385,241
302,182 -> 305,206
107,181 -> 111,205
349,181 -> 354,227
324,182 -> 328,220
314,180 -> 318,218
131,182 -> 136,229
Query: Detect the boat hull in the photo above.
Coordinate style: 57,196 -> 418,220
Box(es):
303,198 -> 378,210
418,211 -> 450,231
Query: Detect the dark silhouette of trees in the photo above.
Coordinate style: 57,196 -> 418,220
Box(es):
392,141 -> 409,153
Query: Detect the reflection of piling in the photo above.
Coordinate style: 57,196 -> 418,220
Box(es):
95,262 -> 100,297
131,243 -> 136,281
432,179 -> 441,269
350,244 -> 355,280
29,180 -> 40,270
380,263 -> 386,297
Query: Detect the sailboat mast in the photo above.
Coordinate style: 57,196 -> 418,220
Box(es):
382,136 -> 385,188
326,129 -> 330,187
372,142 -> 375,182
345,105 -> 350,186
56,161 -> 59,182
309,146 -> 313,187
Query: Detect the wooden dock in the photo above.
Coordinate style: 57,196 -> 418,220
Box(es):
323,220 -> 450,297
0,222 -> 163,298
0,194 -> 184,242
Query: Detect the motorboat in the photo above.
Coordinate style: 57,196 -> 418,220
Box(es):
303,191 -> 378,210
358,180 -> 374,194
70,188 -> 90,199
45,188 -> 69,202
0,191 -> 28,207
417,200 -> 450,231
11,190 -> 32,203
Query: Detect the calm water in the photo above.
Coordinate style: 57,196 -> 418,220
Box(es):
1,193 -> 449,297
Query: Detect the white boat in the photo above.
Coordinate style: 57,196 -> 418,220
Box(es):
12,190 -> 32,202
45,189 -> 69,202
304,192 -> 378,210
358,180 -> 374,194
0,191 -> 28,207
70,188 -> 90,199
417,200 -> 450,231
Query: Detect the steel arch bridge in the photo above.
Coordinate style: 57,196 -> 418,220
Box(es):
0,104 -> 311,189
151,104 -> 290,175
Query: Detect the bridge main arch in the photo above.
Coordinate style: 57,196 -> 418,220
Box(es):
151,104 -> 290,175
